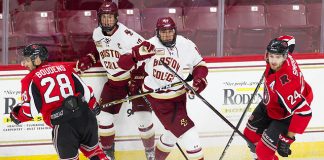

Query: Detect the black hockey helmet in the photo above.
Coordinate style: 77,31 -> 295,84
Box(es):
266,38 -> 289,55
22,43 -> 48,61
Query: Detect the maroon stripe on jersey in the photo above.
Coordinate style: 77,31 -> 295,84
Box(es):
159,135 -> 174,148
99,124 -> 114,129
138,124 -> 153,132
112,71 -> 127,77
186,147 -> 202,154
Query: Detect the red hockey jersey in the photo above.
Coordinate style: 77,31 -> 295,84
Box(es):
263,54 -> 313,133
18,63 -> 94,127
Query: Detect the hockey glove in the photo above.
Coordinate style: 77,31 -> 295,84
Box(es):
87,87 -> 101,116
76,53 -> 97,72
129,65 -> 147,95
277,134 -> 295,157
10,105 -> 22,125
92,103 -> 101,115
132,41 -> 155,61
193,77 -> 208,94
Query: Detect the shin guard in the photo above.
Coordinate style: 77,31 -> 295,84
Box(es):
244,126 -> 262,159
135,111 -> 155,149
155,131 -> 177,160
256,141 -> 278,160
181,127 -> 204,160
97,112 -> 115,150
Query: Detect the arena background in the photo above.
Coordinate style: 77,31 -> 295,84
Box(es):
1,55 -> 324,159
1,0 -> 324,159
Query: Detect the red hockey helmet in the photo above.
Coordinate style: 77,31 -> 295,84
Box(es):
98,1 -> 118,32
277,35 -> 295,54
156,17 -> 176,30
156,17 -> 177,47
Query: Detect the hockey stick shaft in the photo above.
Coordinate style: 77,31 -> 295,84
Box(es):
176,143 -> 189,160
160,61 -> 255,148
100,74 -> 193,109
219,72 -> 265,160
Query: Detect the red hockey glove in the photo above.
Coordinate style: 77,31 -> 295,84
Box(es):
193,77 -> 208,94
10,105 -> 22,125
129,65 -> 147,95
128,80 -> 139,95
277,134 -> 295,157
87,86 -> 101,115
192,65 -> 208,94
132,41 -> 155,61
76,53 -> 97,72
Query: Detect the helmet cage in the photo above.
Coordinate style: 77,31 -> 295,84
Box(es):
156,17 -> 177,47
156,28 -> 177,48
98,2 -> 118,32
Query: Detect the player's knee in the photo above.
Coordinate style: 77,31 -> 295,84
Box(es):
180,127 -> 204,159
244,125 -> 262,144
97,111 -> 114,126
157,130 -> 177,151
180,127 -> 201,150
134,111 -> 153,128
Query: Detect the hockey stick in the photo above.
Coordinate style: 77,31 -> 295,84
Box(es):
176,143 -> 189,160
219,72 -> 265,160
160,61 -> 255,148
100,74 -> 193,109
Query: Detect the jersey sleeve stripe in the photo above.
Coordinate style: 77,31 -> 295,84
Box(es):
22,109 -> 32,118
295,110 -> 312,116
72,72 -> 91,102
28,81 -> 39,117
276,90 -> 291,113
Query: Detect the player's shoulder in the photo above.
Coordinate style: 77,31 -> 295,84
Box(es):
285,54 -> 301,77
276,61 -> 301,87
117,23 -> 142,38
147,36 -> 158,43
21,71 -> 35,84
93,27 -> 104,41
177,35 -> 195,45
93,27 -> 101,35
176,35 -> 196,49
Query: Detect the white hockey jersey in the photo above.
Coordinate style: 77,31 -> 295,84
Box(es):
93,22 -> 143,81
143,35 -> 203,99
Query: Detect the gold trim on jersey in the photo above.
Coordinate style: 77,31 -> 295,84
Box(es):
140,132 -> 155,139
149,88 -> 186,99
107,74 -> 130,81
99,131 -> 115,137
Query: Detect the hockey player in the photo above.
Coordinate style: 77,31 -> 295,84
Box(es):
10,44 -> 109,160
75,1 -> 155,160
243,36 -> 313,160
117,17 -> 208,160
